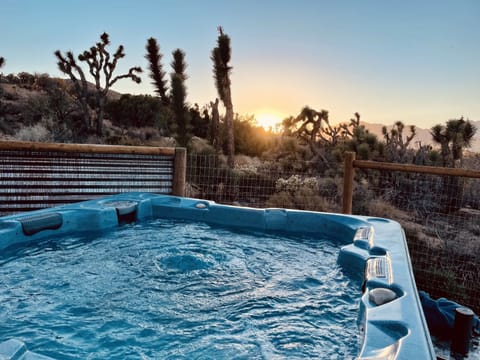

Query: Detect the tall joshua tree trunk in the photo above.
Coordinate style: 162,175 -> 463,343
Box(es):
212,27 -> 235,168
170,49 -> 191,147
209,98 -> 221,151
223,87 -> 234,165
145,38 -> 170,106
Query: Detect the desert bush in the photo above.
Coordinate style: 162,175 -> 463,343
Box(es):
365,198 -> 412,222
275,175 -> 320,194
265,191 -> 292,208
15,123 -> 52,142
104,126 -> 167,146
265,175 -> 337,212
0,119 -> 9,134
189,104 -> 209,139
188,136 -> 216,155
145,137 -> 177,147
262,136 -> 315,173
266,188 -> 333,212
233,115 -> 275,157
32,73 -> 53,90
2,91 -> 19,101
350,179 -> 377,215
126,126 -> 163,142
184,182 -> 201,198
233,155 -> 263,172
20,95 -> 49,125
317,176 -> 342,203
106,94 -> 169,132
3,74 -> 19,84
462,178 -> 480,209
359,169 -> 458,217
17,72 -> 36,89
40,116 -> 73,142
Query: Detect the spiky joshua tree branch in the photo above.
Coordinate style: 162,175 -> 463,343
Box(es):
170,49 -> 191,146
145,37 -> 169,106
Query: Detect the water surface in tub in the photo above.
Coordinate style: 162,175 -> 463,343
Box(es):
0,218 -> 359,359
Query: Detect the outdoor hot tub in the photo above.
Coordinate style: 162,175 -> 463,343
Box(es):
0,193 -> 435,359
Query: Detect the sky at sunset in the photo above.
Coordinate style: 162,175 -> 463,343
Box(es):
1,0 -> 479,129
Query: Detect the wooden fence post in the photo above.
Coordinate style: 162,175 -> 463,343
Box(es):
172,147 -> 186,197
343,151 -> 356,214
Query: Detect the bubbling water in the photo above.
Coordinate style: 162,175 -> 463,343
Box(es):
0,219 -> 360,359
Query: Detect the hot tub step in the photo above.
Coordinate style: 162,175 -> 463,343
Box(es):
0,339 -> 54,360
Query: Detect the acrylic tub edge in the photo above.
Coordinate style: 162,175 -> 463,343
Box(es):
0,193 -> 436,360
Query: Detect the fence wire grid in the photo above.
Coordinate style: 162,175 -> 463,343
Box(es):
186,154 -> 480,314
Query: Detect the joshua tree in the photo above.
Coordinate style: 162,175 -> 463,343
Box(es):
212,26 -> 235,168
0,57 -> 5,120
209,98 -> 220,151
55,32 -> 142,136
170,49 -> 191,147
281,106 -> 333,166
382,121 -> 416,162
145,38 -> 169,106
430,118 -> 476,212
431,118 -> 477,167
294,107 -> 329,151
0,57 -> 4,90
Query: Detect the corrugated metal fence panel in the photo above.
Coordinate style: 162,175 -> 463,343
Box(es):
0,150 -> 175,215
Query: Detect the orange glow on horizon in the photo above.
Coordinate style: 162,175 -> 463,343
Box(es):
255,111 -> 284,132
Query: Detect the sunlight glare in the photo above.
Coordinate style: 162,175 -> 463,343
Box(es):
255,112 -> 283,132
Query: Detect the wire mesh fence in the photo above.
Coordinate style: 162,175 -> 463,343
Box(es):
186,154 -> 341,211
186,153 -> 480,314
357,168 -> 480,315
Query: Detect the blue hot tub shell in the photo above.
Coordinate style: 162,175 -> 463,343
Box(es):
0,192 -> 436,360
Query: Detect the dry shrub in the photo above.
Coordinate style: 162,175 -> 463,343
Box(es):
85,135 -> 103,144
318,176 -> 342,203
125,126 -> 163,142
275,175 -> 320,193
266,189 -> 334,212
188,136 -> 215,154
294,188 -> 335,212
234,154 -> 264,174
265,175 -> 339,212
185,182 -> 200,198
364,199 -> 445,249
145,137 -> 176,147
265,191 -> 291,209
15,123 -> 52,142
402,221 -> 444,250
443,226 -> 480,259
0,133 -> 13,140
365,199 -> 412,223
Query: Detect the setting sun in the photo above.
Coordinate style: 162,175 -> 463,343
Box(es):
255,112 -> 284,132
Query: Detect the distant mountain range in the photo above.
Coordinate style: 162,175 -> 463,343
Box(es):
362,120 -> 480,154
